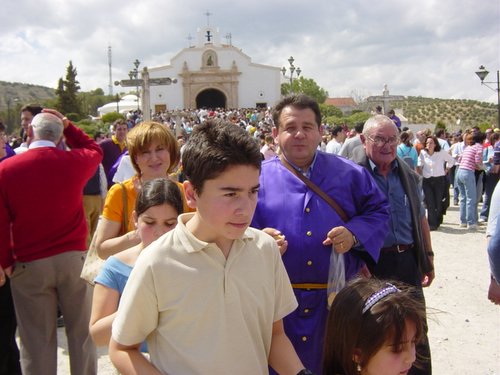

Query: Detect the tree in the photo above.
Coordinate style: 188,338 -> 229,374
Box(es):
55,61 -> 82,116
319,103 -> 343,118
281,76 -> 329,104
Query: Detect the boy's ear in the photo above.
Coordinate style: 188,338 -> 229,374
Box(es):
183,180 -> 198,209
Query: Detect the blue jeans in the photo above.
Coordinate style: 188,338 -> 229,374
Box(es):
456,168 -> 477,225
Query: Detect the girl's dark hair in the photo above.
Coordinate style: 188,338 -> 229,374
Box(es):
322,278 -> 426,375
425,135 -> 441,152
135,178 -> 183,217
400,131 -> 413,147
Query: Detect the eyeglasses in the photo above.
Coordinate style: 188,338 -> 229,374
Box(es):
367,135 -> 399,147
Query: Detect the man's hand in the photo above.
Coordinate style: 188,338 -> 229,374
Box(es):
0,265 -> 12,287
41,108 -> 69,128
262,227 -> 288,255
323,226 -> 354,254
422,270 -> 435,287
488,277 -> 500,305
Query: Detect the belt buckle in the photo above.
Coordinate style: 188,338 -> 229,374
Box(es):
396,245 -> 405,253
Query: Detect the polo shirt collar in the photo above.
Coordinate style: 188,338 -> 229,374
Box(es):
176,213 -> 254,254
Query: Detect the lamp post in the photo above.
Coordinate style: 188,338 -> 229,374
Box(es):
281,56 -> 301,94
129,59 -> 141,110
475,65 -> 500,128
115,94 -> 120,113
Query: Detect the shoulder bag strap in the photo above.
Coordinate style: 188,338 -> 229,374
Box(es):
119,183 -> 129,235
279,156 -> 349,222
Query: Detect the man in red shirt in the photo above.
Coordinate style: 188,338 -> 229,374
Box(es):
0,109 -> 102,375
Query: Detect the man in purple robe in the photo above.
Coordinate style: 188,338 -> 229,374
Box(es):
252,95 -> 390,374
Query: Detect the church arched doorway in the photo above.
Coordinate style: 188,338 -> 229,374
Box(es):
196,89 -> 226,109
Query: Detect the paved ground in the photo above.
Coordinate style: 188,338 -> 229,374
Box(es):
50,202 -> 499,374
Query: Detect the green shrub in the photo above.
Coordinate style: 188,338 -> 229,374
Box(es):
101,112 -> 125,124
66,112 -> 81,122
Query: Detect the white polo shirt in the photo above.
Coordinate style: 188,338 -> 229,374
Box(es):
112,213 -> 297,375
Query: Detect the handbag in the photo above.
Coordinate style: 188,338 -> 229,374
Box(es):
80,183 -> 129,285
280,156 -> 348,307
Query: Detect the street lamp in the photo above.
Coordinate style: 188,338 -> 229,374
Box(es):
129,59 -> 141,110
475,65 -> 500,128
115,94 -> 121,113
282,56 -> 301,94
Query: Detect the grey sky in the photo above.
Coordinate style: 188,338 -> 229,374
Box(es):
1,0 -> 498,103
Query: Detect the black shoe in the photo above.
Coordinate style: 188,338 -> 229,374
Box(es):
57,315 -> 65,328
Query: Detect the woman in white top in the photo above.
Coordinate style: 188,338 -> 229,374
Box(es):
417,135 -> 455,230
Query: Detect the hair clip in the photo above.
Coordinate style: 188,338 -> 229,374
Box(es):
362,283 -> 400,314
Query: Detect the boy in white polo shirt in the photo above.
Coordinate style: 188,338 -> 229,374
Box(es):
109,120 -> 309,375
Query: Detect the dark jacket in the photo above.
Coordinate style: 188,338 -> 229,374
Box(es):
353,152 -> 433,276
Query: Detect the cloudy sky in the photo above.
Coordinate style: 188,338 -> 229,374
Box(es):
1,0 -> 499,104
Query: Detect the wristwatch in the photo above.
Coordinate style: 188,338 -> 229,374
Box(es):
297,369 -> 316,375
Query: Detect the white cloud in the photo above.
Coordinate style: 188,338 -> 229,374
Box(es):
0,0 -> 498,104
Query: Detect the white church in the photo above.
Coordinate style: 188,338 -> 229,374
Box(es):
135,24 -> 281,115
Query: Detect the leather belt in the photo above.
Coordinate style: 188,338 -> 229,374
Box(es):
380,244 -> 414,253
291,283 -> 328,289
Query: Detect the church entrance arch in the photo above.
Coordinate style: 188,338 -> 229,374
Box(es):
196,88 -> 226,109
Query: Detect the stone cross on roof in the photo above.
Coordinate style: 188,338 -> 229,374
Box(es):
204,10 -> 212,26
366,84 -> 405,114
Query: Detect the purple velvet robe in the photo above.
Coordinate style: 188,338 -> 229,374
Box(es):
252,152 -> 389,373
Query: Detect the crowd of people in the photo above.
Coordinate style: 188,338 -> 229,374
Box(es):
0,95 -> 498,375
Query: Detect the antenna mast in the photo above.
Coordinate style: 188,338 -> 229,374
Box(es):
108,45 -> 113,96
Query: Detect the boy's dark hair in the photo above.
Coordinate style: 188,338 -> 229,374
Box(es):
182,119 -> 262,193
135,178 -> 183,217
272,94 -> 321,129
21,104 -> 43,116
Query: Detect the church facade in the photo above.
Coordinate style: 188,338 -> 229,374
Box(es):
145,25 -> 282,112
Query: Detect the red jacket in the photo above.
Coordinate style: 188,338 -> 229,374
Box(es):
0,123 -> 103,268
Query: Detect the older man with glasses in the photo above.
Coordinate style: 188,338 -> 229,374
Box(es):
352,114 -> 435,375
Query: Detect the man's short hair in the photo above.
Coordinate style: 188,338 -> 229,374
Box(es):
31,113 -> 63,142
331,125 -> 344,137
182,119 -> 262,193
272,94 -> 321,129
388,109 -> 395,115
354,122 -> 365,134
21,104 -> 43,117
363,115 -> 397,136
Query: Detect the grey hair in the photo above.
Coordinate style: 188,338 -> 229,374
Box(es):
363,115 -> 398,137
31,113 -> 64,142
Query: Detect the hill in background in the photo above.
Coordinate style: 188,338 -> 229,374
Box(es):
0,81 -> 56,110
0,81 -> 497,131
392,96 -> 497,130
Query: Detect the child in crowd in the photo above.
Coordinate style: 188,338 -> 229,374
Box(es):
109,119 -> 307,375
89,178 -> 183,348
322,278 -> 426,375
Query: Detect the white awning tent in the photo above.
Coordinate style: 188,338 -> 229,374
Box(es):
97,95 -> 141,116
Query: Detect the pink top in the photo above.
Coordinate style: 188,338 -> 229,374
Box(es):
459,143 -> 482,171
